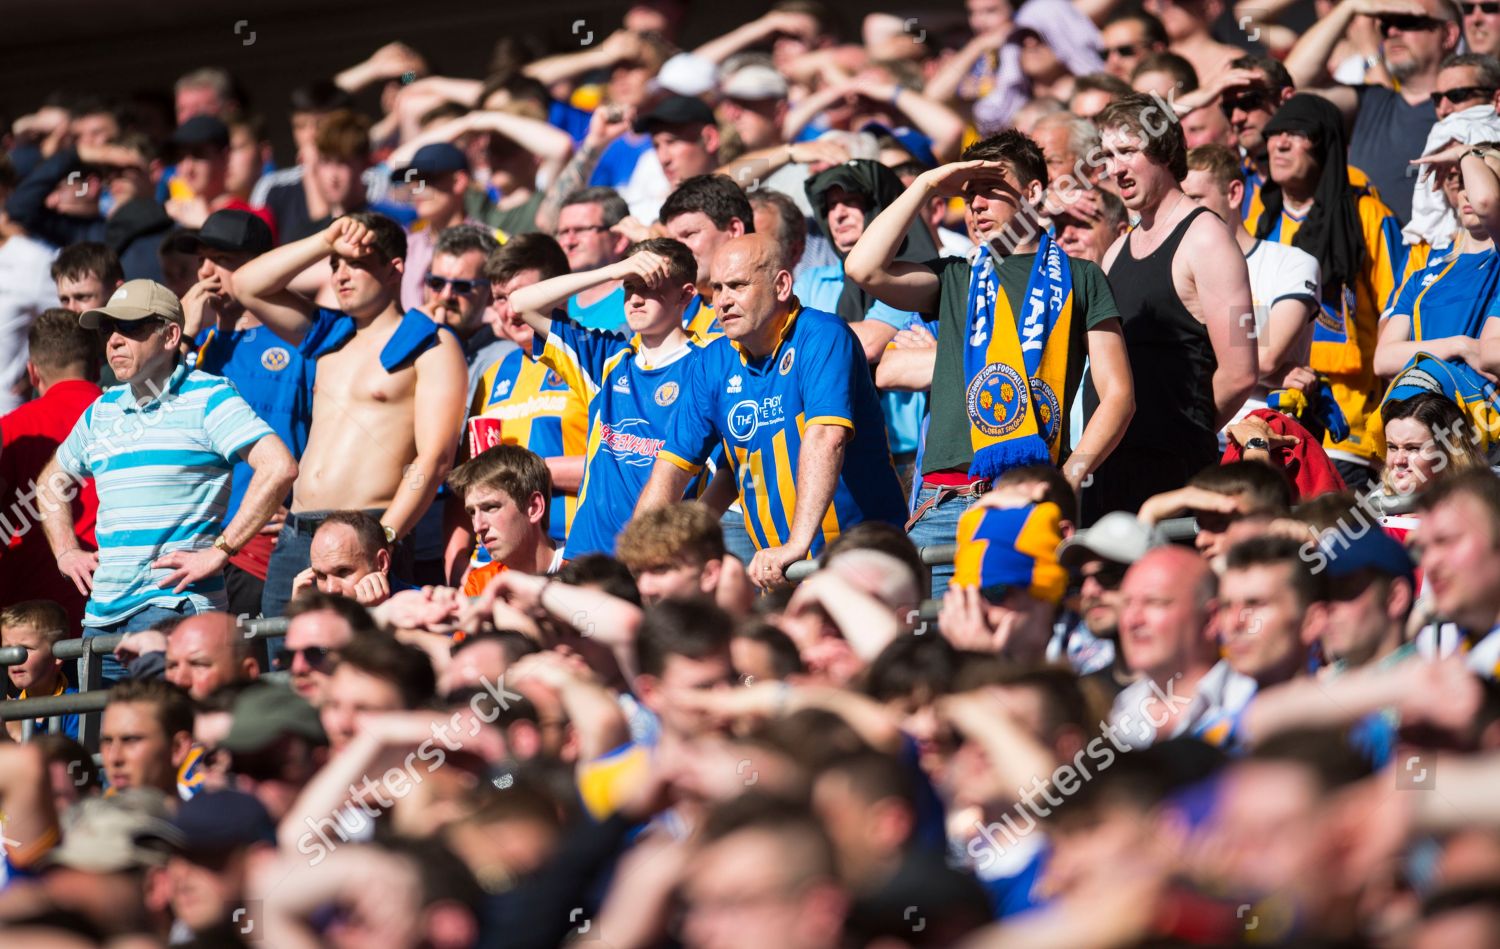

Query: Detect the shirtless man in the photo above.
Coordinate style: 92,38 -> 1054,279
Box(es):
1085,93 -> 1256,521
234,212 -> 468,618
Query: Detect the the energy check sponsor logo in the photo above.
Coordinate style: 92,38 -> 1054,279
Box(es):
599,419 -> 664,466
727,395 -> 785,442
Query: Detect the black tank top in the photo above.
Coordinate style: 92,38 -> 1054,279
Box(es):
1107,205 -> 1219,452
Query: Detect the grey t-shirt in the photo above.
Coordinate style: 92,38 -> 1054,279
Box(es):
1347,85 -> 1436,224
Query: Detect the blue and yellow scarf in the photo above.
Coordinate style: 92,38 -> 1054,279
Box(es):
962,232 -> 1074,480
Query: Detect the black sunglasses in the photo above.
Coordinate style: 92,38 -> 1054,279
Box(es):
1464,2 -> 1500,13
94,317 -> 164,340
1221,88 -> 1272,114
273,645 -> 335,672
425,274 -> 483,296
1079,562 -> 1130,590
1101,43 -> 1142,58
1378,13 -> 1444,31
1431,85 -> 1497,105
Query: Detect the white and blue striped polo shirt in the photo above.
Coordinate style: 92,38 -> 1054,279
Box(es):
54,363 -> 273,626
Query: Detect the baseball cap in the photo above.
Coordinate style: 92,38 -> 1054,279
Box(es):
633,95 -> 716,134
78,279 -> 185,329
182,209 -> 274,256
172,115 -> 231,150
722,64 -> 789,101
169,789 -> 277,853
388,142 -> 469,184
953,502 -> 1069,606
46,790 -> 179,873
656,53 -> 719,97
1320,529 -> 1416,585
218,684 -> 327,754
1058,511 -> 1153,568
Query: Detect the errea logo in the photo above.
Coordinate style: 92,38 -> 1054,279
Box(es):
727,374 -> 743,394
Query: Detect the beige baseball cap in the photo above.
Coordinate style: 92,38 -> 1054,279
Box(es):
79,279 -> 185,329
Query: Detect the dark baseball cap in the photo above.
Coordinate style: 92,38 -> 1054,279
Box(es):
218,684 -> 327,754
172,115 -> 231,150
389,142 -> 469,183
633,95 -> 716,134
1320,529 -> 1415,585
183,209 -> 273,256
169,789 -> 277,853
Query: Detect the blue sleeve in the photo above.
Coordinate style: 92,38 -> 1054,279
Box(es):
660,350 -> 722,472
549,101 -> 593,143
203,384 -> 276,461
536,319 -> 632,387
5,147 -> 105,247
799,315 -> 860,426
867,298 -> 921,331
588,138 -> 643,188
1386,269 -> 1421,319
298,308 -> 355,360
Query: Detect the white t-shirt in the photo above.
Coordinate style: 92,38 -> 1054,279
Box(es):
0,235 -> 59,413
1223,239 -> 1322,433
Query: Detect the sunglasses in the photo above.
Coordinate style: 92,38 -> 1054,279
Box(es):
94,317 -> 164,340
273,645 -> 335,672
1079,562 -> 1129,590
1101,43 -> 1142,58
1463,1 -> 1500,13
1221,88 -> 1271,114
425,274 -> 483,296
1431,85 -> 1497,105
1378,13 -> 1444,31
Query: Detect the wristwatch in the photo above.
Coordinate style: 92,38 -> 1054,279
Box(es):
1243,436 -> 1271,452
1469,146 -> 1493,161
212,534 -> 238,556
383,525 -> 397,544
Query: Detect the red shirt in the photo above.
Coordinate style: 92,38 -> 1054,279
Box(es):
0,379 -> 102,626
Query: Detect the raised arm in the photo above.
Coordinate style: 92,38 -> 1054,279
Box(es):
234,219 -> 367,344
1282,0 -> 1409,115
509,252 -> 648,337
926,30 -> 1011,104
525,30 -> 643,87
855,72 -> 967,163
695,11 -> 818,65
534,106 -> 634,235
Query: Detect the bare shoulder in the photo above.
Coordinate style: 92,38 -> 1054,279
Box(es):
1101,230 -> 1129,272
418,329 -> 468,374
1181,209 -> 1241,262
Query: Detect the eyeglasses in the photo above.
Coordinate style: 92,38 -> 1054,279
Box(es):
1100,43 -> 1141,58
273,645 -> 335,672
1431,85 -> 1497,105
1378,13 -> 1444,31
94,317 -> 164,340
1463,2 -> 1500,14
424,274 -> 483,296
555,225 -> 609,239
1079,562 -> 1129,590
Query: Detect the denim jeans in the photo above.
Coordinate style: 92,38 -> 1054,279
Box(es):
906,486 -> 984,599
82,601 -> 199,689
719,506 -> 759,567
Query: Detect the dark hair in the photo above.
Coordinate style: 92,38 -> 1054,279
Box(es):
289,79 -> 355,114
447,444 -> 552,526
337,635 -> 438,709
51,242 -> 124,287
483,232 -> 570,284
1250,727 -> 1373,791
1131,51 -> 1199,92
635,599 -> 733,678
1188,459 -> 1293,516
1187,143 -> 1243,189
1118,10 -> 1169,46
817,750 -> 913,809
450,628 -> 540,664
1230,54 -> 1294,93
997,465 -> 1077,521
820,521 -> 928,600
560,186 -> 629,227
27,308 -> 99,377
556,554 -> 642,606
659,174 -> 756,232
1224,534 -> 1325,609
1381,393 -> 1485,487
0,152 -> 15,192
1095,91 -> 1189,182
961,129 -> 1049,189
1441,53 -> 1500,90
732,621 -> 804,679
863,634 -> 957,703
624,236 -> 697,287
106,679 -> 194,739
434,222 -> 501,261
284,590 -> 384,638
746,189 -> 807,268
313,511 -> 388,561
344,211 -> 407,263
1071,72 -> 1134,100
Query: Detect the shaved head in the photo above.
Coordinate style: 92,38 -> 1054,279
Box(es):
166,612 -> 257,699
709,234 -> 796,353
1117,545 -> 1219,680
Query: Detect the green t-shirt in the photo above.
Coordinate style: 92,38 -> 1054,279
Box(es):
922,252 -> 1120,477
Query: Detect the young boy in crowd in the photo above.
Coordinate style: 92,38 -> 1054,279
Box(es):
2,600 -> 79,740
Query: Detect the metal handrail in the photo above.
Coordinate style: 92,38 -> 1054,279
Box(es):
0,646 -> 28,667
784,543 -> 958,582
1,690 -> 108,722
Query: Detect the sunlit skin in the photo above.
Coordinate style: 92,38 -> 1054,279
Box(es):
319,663 -> 406,754
55,273 -> 112,314
100,701 -> 184,794
1266,130 -> 1320,201
636,561 -> 716,605
1416,493 -> 1500,631
422,249 -> 491,337
823,185 -> 871,255
1100,20 -> 1156,80
177,86 -> 225,125
176,145 -> 229,202
2,624 -> 64,696
465,484 -> 546,567
1217,562 -> 1309,686
1434,64 -> 1496,119
1117,547 -> 1216,681
635,652 -> 736,740
556,203 -> 628,272
329,248 -> 403,321
487,269 -> 544,347
663,210 -> 745,287
308,523 -> 387,593
1384,416 -> 1445,496
1464,0 -> 1500,57
1225,74 -> 1281,158
165,613 -> 256,700
1076,557 -> 1126,636
282,609 -> 355,705
653,124 -> 719,188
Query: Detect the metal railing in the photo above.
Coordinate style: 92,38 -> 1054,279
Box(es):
784,543 -> 957,582
10,617 -> 291,750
